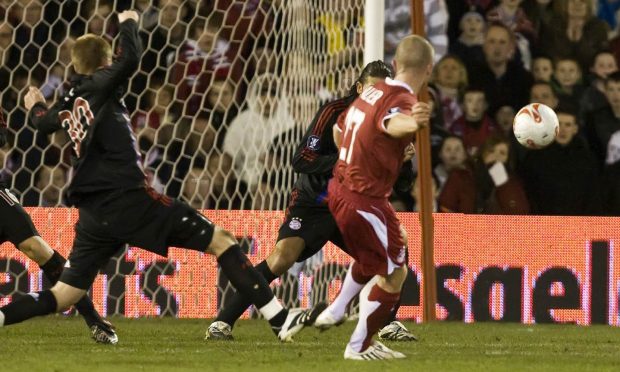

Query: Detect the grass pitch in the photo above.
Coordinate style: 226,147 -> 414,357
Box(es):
2,317 -> 620,371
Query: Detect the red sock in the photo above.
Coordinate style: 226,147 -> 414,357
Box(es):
349,283 -> 400,352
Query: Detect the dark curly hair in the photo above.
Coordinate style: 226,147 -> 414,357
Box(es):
348,60 -> 393,96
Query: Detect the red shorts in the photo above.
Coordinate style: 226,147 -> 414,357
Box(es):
327,180 -> 406,277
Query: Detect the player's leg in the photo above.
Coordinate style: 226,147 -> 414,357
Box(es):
315,260 -> 372,329
208,205 -> 340,338
377,228 -> 417,341
344,265 -> 407,360
0,218 -> 121,344
17,236 -> 117,342
208,236 -> 306,339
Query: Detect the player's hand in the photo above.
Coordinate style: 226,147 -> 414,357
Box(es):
24,87 -> 45,111
403,142 -> 415,161
411,102 -> 431,131
118,10 -> 139,23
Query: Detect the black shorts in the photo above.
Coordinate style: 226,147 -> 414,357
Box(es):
0,188 -> 39,246
60,187 -> 215,289
277,204 -> 347,262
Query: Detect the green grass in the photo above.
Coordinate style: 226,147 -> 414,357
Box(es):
2,317 -> 620,371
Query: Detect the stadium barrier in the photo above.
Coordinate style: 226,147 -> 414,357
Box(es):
0,208 -> 618,326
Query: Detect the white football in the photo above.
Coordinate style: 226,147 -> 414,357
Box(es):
513,103 -> 559,149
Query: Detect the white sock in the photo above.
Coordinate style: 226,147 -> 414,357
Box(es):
327,263 -> 367,319
258,296 -> 283,320
0,310 -> 4,326
349,278 -> 381,352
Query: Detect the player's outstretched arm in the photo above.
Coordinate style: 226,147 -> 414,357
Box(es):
385,102 -> 430,139
25,87 -> 62,135
94,10 -> 143,92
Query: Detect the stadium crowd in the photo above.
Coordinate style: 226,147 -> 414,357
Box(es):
1,0 -> 620,216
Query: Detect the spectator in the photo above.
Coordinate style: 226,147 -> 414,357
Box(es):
553,57 -> 584,108
450,87 -> 497,156
449,11 -> 486,72
133,84 -> 178,154
432,55 -> 468,130
530,81 -> 560,109
487,0 -> 536,68
223,73 -> 295,192
24,165 -> 66,207
182,155 -> 250,210
585,71 -> 620,167
468,23 -> 534,117
170,14 -> 243,114
439,134 -> 530,214
135,0 -> 159,31
522,0 -> 557,35
445,0 -> 498,43
520,107 -> 601,215
539,0 -> 609,72
580,50 -> 619,121
384,0 -> 449,63
204,78 -> 238,149
531,55 -> 554,82
411,174 -> 440,212
434,135 -> 469,192
140,0 -> 186,82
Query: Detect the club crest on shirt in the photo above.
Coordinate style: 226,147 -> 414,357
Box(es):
289,217 -> 302,230
307,135 -> 320,151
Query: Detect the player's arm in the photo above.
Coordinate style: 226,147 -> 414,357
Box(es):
292,105 -> 341,174
384,102 -> 430,138
25,87 -> 62,135
93,11 -> 143,92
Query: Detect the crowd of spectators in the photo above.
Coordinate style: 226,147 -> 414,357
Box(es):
2,0 -> 620,217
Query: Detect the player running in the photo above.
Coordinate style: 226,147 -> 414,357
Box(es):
327,35 -> 433,360
0,112 -> 117,344
207,60 -> 415,341
0,10 -> 313,342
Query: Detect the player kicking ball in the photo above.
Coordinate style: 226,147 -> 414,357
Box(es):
0,122 -> 117,344
0,10 -> 314,342
326,35 -> 433,360
206,61 -> 399,340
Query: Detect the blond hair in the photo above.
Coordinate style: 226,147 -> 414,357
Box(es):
71,34 -> 112,75
394,35 -> 434,72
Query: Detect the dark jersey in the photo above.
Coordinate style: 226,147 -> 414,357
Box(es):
28,20 -> 144,206
290,95 -> 355,206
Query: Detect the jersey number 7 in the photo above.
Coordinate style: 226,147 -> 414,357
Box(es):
339,107 -> 366,164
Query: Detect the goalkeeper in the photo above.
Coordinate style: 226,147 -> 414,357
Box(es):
0,113 -> 117,344
208,60 -> 416,342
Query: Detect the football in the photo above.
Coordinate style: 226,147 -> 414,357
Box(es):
513,103 -> 559,149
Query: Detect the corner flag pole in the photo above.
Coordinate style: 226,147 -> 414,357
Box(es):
410,0 -> 437,322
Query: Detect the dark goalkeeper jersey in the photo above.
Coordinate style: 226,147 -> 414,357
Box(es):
290,95 -> 355,207
28,20 -> 144,206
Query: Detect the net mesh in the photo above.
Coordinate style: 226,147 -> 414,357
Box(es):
0,0 -> 368,317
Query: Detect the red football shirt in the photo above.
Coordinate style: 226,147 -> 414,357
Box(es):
333,78 -> 417,198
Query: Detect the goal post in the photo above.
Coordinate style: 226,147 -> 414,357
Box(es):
411,0 -> 438,322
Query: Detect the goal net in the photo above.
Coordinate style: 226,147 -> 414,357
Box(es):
0,0 -> 421,319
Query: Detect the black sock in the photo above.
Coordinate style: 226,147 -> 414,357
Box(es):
217,245 -> 287,331
216,260 -> 279,327
0,290 -> 57,326
40,250 -> 103,327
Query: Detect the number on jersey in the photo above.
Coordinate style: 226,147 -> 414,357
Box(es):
339,106 -> 366,164
59,97 -> 94,157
